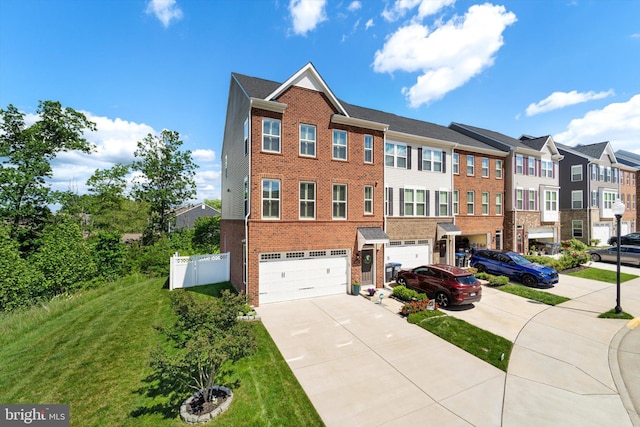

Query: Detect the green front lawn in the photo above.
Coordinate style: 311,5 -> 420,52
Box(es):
496,284 -> 570,306
0,276 -> 322,427
566,267 -> 638,283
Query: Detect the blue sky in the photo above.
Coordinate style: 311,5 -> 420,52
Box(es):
1,0 -> 639,202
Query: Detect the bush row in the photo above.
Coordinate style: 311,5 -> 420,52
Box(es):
392,285 -> 427,302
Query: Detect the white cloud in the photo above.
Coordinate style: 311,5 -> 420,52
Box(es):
289,0 -> 327,36
146,0 -> 183,28
193,149 -> 216,162
365,18 -> 374,30
43,113 -> 219,202
553,94 -> 640,151
382,0 -> 455,22
526,89 -> 615,116
348,1 -> 361,12
374,3 -> 516,107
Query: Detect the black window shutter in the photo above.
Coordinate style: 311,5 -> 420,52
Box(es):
417,148 -> 423,171
448,191 -> 453,216
389,188 -> 394,216
407,146 -> 412,169
425,190 -> 430,216
442,151 -> 446,173
399,189 -> 404,216
435,191 -> 440,216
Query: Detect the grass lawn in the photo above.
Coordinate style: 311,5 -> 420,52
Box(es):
0,276 -> 322,427
567,267 -> 638,283
407,310 -> 512,371
496,284 -> 570,306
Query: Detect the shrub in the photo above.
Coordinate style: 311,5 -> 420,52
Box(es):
401,299 -> 431,316
488,275 -> 509,286
475,271 -> 490,280
392,285 -> 427,302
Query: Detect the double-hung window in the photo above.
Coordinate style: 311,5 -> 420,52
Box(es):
364,135 -> 373,163
542,160 -> 553,178
243,118 -> 249,156
516,188 -> 524,210
467,155 -> 475,176
385,143 -> 407,168
404,188 -> 426,216
332,130 -> 347,160
300,124 -> 316,157
422,148 -> 442,172
528,157 -> 535,175
452,153 -> 459,174
453,190 -> 459,215
364,185 -> 373,214
482,192 -> 489,215
262,179 -> 280,219
572,190 -> 583,209
262,118 -> 281,153
603,191 -> 616,210
299,182 -> 315,219
545,190 -> 558,211
572,220 -> 583,238
467,191 -> 474,214
571,165 -> 582,181
528,189 -> 537,211
438,191 -> 448,216
516,154 -> 524,174
332,184 -> 347,219
482,158 -> 489,177
496,193 -> 503,215
496,159 -> 503,179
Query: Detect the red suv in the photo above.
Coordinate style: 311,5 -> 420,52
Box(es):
395,264 -> 482,308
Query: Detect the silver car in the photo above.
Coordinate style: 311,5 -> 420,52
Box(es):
589,245 -> 640,266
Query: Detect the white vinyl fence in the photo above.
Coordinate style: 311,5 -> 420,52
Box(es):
170,253 -> 230,290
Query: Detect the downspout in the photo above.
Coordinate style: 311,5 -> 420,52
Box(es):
244,107 -> 252,301
451,144 -> 458,266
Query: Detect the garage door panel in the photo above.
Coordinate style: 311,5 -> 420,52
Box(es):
259,255 -> 348,304
385,244 -> 430,270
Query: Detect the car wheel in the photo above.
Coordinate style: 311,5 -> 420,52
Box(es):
522,274 -> 538,287
591,253 -> 601,262
396,276 -> 407,287
435,292 -> 450,308
476,264 -> 487,273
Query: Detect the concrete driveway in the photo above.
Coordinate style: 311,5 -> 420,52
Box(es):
257,265 -> 640,426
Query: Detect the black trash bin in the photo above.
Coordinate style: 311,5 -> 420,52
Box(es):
390,262 -> 402,281
385,263 -> 394,282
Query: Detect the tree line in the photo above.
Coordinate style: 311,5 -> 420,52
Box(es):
0,101 -> 220,311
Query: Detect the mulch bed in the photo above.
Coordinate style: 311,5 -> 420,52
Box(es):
186,388 -> 229,416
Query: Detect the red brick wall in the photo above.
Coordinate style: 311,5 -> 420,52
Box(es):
242,85 -> 385,305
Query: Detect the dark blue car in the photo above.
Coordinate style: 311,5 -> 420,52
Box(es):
469,250 -> 559,287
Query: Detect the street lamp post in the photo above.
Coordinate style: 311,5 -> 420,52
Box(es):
612,198 -> 626,314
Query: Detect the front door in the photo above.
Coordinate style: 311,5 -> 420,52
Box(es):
361,249 -> 374,286
438,239 -> 447,264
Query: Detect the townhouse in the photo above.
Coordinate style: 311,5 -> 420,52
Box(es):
220,63 -> 389,305
556,142 -> 628,244
616,149 -> 640,232
449,124 -> 562,254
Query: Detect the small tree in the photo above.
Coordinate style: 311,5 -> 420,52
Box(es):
191,216 -> 220,254
131,130 -> 197,239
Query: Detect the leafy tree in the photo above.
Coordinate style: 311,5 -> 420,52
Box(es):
204,199 -> 221,211
0,226 -> 45,311
192,216 -> 220,254
87,163 -> 130,210
30,216 -> 98,298
0,101 -> 96,251
91,231 -> 126,280
131,130 -> 197,238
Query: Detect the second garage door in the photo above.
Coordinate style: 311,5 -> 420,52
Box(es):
259,249 -> 349,304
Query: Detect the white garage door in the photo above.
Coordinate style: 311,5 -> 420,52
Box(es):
592,223 -> 611,245
385,242 -> 431,270
259,250 -> 348,304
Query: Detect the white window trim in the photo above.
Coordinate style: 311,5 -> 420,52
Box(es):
571,165 -> 582,182
572,220 -> 583,238
332,184 -> 347,220
496,193 -> 502,215
467,156 -> 475,176
545,190 -> 558,212
364,185 -> 374,215
386,142 -> 407,168
482,191 -> 489,215
262,118 -> 281,153
403,187 -> 427,216
572,190 -> 583,209
422,147 -> 442,172
529,188 -> 537,211
453,190 -> 459,215
262,179 -> 280,220
299,124 -> 316,158
496,159 -> 503,179
453,153 -> 459,175
516,188 -> 524,210
467,191 -> 475,215
299,181 -> 316,220
482,158 -> 489,178
364,135 -> 373,164
332,130 -> 348,161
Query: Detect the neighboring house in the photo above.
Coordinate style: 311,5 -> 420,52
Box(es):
173,203 -> 220,230
616,149 -> 640,233
452,142 -> 508,255
618,163 -> 637,236
220,63 -> 388,306
449,124 -> 562,254
555,142 -> 622,245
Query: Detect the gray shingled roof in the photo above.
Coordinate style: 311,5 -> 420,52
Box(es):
232,71 -> 503,152
449,122 -> 532,151
519,136 -> 549,151
615,150 -> 640,167
572,141 -> 609,159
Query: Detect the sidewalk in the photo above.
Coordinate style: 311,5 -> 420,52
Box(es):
370,270 -> 640,426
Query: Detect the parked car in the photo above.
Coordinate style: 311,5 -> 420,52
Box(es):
469,250 -> 559,287
607,232 -> 640,246
589,245 -> 640,266
395,264 -> 481,308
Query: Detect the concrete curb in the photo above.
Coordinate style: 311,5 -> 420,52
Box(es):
610,322 -> 640,426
